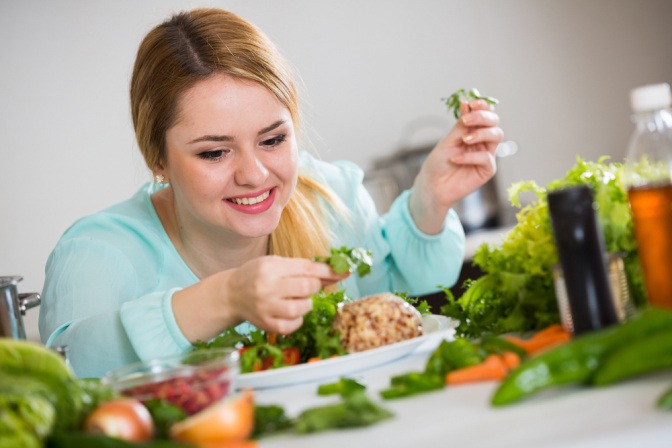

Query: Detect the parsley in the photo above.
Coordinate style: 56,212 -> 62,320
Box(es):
313,246 -> 373,277
443,87 -> 499,119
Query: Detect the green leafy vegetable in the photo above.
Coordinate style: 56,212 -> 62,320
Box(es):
313,246 -> 373,277
195,289 -> 349,372
252,404 -> 293,439
443,87 -> 499,119
424,338 -> 484,377
0,394 -> 55,448
379,371 -> 444,399
143,399 -> 187,439
317,377 -> 366,397
440,157 -> 646,338
294,391 -> 393,434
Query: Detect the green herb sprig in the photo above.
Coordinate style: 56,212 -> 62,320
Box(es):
443,87 -> 499,119
313,246 -> 373,277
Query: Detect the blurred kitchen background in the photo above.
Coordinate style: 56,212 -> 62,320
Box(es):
2,0 -> 671,341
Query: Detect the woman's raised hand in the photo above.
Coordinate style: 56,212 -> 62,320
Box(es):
409,99 -> 504,234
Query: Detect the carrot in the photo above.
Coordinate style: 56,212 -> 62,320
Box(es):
307,355 -> 340,363
523,330 -> 571,355
504,324 -> 572,355
533,323 -> 567,338
445,354 -> 509,385
501,351 -> 521,370
266,333 -> 277,345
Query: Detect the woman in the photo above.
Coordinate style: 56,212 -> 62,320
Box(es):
39,8 -> 503,378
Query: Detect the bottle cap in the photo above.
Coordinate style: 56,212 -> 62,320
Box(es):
630,83 -> 672,113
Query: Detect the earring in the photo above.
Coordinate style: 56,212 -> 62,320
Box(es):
154,174 -> 165,184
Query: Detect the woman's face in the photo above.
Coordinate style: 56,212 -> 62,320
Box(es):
162,74 -> 299,240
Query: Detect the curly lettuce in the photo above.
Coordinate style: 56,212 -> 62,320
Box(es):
442,157 -> 645,338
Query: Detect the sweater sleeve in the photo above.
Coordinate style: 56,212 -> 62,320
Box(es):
304,153 -> 466,298
39,237 -> 192,378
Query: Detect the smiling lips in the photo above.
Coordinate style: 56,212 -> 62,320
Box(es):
225,188 -> 275,214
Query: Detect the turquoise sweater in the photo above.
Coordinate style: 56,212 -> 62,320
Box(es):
39,151 -> 465,377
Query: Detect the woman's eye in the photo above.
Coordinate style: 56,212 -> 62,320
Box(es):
261,134 -> 286,148
197,150 -> 226,161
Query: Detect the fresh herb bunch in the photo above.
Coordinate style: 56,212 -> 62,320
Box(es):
275,289 -> 350,362
194,289 -> 349,371
440,157 -> 645,338
313,246 -> 373,277
443,87 -> 499,119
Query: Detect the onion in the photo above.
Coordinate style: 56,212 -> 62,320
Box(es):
84,398 -> 154,442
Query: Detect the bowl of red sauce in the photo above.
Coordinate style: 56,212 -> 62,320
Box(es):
102,348 -> 239,415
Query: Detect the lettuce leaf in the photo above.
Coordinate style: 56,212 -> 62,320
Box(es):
442,157 -> 646,338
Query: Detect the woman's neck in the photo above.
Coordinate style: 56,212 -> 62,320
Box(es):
151,187 -> 269,279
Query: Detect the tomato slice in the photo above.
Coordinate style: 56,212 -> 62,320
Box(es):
282,347 -> 300,366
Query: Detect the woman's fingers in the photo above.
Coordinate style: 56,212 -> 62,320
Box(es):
233,256 -> 352,334
462,126 -> 505,149
461,109 -> 500,128
268,315 -> 305,335
452,150 -> 497,174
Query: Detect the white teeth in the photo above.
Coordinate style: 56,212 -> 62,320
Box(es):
230,190 -> 270,205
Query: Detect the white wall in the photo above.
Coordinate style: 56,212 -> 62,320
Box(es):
2,0 -> 671,341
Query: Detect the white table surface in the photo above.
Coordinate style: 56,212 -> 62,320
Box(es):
253,334 -> 672,448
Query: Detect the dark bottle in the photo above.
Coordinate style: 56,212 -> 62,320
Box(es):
547,185 -> 619,335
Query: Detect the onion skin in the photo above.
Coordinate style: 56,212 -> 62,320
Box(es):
84,398 -> 155,442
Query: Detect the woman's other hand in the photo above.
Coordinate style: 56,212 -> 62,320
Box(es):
172,256 -> 349,342
225,256 -> 348,334
409,99 -> 503,234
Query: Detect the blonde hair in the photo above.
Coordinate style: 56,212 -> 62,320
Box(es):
130,8 -> 338,259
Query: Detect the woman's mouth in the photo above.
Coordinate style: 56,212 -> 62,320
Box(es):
226,190 -> 271,205
224,188 -> 275,214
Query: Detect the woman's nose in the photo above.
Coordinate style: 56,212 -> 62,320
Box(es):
233,150 -> 269,186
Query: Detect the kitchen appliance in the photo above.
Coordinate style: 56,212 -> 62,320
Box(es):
0,276 -> 41,339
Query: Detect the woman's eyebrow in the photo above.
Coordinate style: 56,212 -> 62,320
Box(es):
188,120 -> 286,144
258,120 -> 286,135
188,134 -> 233,144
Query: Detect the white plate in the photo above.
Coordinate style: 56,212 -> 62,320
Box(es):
236,315 -> 457,390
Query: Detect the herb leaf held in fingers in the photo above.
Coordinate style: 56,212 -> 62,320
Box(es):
443,87 -> 499,119
313,246 -> 373,277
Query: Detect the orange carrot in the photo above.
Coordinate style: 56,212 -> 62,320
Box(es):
501,351 -> 521,370
532,323 -> 567,339
308,355 -> 340,363
504,324 -> 572,355
445,354 -> 509,385
266,333 -> 277,345
523,330 -> 571,355
197,440 -> 258,448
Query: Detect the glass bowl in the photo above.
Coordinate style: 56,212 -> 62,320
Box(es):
101,348 -> 239,415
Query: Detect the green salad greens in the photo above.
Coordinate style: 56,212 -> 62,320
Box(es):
195,246 -> 376,372
441,157 -> 646,338
0,340 -> 118,448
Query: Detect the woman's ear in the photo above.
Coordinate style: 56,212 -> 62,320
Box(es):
153,163 -> 168,184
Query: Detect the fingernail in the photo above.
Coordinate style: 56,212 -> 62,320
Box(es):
461,115 -> 473,126
462,134 -> 474,143
451,154 -> 464,163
